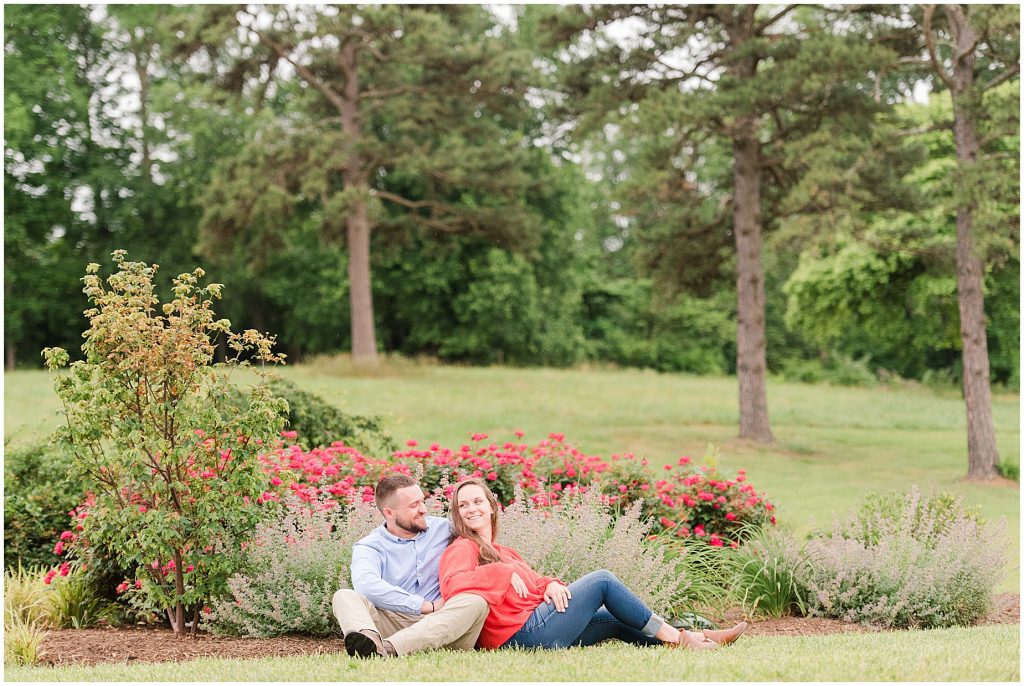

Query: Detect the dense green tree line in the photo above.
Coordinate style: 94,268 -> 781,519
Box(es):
4,5 -> 1019,471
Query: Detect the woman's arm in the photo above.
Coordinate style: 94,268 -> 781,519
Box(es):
439,541 -> 516,605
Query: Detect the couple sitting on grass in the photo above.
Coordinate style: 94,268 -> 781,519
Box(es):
332,474 -> 746,657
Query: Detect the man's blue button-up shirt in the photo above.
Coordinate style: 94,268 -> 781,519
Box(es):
350,515 -> 452,615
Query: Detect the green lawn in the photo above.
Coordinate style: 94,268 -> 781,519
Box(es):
5,625 -> 1019,681
5,361 -> 1020,590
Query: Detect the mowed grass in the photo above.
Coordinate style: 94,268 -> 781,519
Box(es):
4,625 -> 1019,681
5,360 -> 1020,591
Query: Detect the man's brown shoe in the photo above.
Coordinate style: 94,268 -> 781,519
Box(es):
702,621 -> 747,646
344,630 -> 397,658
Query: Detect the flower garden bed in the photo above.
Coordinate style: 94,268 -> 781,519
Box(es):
34,593 -> 1019,667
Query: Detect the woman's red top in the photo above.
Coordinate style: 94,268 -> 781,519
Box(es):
439,538 -> 559,649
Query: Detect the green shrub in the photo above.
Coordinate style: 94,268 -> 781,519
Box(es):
996,460 -> 1019,481
3,438 -> 87,570
802,487 -> 1008,629
225,377 -> 396,455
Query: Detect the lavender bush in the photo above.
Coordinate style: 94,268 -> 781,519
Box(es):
801,487 -> 1008,629
498,487 -> 686,616
203,496 -> 381,636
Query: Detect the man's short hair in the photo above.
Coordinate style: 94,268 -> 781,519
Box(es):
374,473 -> 419,511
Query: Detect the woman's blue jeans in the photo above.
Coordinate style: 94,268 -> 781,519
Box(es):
502,570 -> 664,649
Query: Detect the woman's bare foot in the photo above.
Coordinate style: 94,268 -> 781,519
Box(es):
701,621 -> 747,646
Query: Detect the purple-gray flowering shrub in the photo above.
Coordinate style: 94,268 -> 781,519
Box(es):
203,496 -> 381,636
801,486 -> 1008,629
497,486 -> 686,616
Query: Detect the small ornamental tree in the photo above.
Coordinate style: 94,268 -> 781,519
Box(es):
42,251 -> 287,636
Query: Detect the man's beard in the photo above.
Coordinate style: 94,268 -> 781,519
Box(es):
393,513 -> 427,535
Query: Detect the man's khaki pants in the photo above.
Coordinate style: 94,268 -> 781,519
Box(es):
332,589 -> 487,656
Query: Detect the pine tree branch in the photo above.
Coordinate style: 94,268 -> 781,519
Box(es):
754,4 -> 798,34
361,85 -> 430,100
922,5 -> 956,91
981,63 -> 1019,91
242,13 -> 347,114
370,189 -> 482,233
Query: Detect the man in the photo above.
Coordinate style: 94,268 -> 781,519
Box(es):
332,473 -> 488,658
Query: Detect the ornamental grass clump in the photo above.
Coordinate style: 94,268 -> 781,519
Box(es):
498,486 -> 684,617
42,252 -> 288,636
203,495 -> 381,637
726,525 -> 811,618
802,486 -> 1008,629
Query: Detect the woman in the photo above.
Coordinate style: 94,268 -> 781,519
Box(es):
439,478 -> 746,651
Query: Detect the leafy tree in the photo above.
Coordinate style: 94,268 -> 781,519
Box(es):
4,5 -> 113,368
43,252 -> 286,636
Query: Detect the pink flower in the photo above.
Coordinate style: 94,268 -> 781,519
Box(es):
486,472 -> 497,481
116,582 -> 129,594
43,570 -> 57,585
709,534 -> 724,547
134,580 -> 142,589
185,564 -> 194,573
54,541 -> 64,555
270,476 -> 283,486
514,430 -> 525,439
698,491 -> 714,502
58,562 -> 70,577
725,512 -> 737,521
59,530 -> 75,541
138,505 -> 148,513
471,433 -> 488,441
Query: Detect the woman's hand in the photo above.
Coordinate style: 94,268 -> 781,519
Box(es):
509,572 -> 529,599
544,581 -> 572,612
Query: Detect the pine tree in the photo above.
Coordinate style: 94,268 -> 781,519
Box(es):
187,5 -> 543,366
918,5 -> 1019,479
544,5 -> 890,441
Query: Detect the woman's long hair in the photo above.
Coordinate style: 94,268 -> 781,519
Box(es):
449,478 -> 502,565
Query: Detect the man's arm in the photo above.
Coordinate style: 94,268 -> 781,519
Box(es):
350,543 -> 426,615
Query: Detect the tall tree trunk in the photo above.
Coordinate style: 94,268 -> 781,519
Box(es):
946,5 -> 999,479
5,340 -> 15,371
732,131 -> 773,442
338,42 -> 378,366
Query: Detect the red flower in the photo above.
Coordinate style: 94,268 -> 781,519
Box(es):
116,582 -> 129,594
709,534 -> 724,547
43,570 -> 57,585
406,439 -> 418,447
59,530 -> 75,541
725,512 -> 737,521
54,541 -> 64,555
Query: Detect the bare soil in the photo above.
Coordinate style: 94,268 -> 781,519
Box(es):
38,593 -> 1020,668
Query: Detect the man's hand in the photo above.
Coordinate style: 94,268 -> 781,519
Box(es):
510,572 -> 529,599
420,598 -> 445,614
543,581 -> 571,612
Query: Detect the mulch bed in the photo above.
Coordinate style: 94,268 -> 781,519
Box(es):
38,593 -> 1020,667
